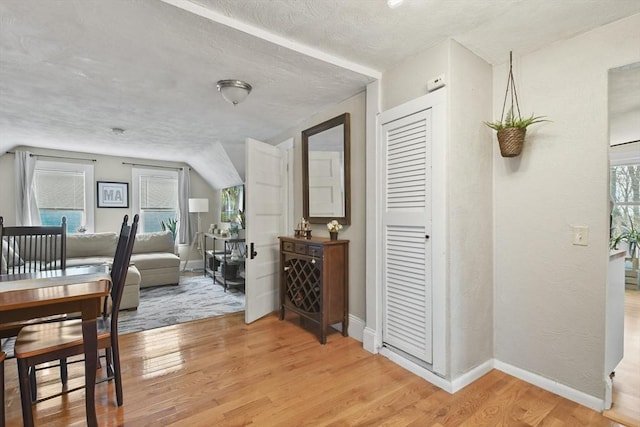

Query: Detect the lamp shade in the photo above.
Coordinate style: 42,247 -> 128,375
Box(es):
188,198 -> 209,213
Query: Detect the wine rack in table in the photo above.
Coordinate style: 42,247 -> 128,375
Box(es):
278,236 -> 349,344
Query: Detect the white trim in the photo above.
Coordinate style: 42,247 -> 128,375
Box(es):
160,0 -> 381,79
379,348 -> 492,394
347,314 -> 365,342
277,138 -> 294,236
363,327 -> 381,354
604,375 -> 612,410
364,79 -> 383,354
450,360 -> 494,392
375,354 -> 605,412
494,360 -> 604,412
380,347 -> 454,393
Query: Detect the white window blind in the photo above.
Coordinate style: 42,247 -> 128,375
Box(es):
33,160 -> 94,233
35,169 -> 85,209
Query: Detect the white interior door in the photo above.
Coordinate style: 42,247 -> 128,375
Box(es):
244,137 -> 287,323
381,109 -> 433,365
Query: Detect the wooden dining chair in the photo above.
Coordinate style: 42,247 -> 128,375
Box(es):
0,216 -> 70,400
1,350 -> 5,427
14,214 -> 138,408
0,216 -> 67,275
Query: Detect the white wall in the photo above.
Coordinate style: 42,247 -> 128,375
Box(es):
493,14 -> 640,399
381,42 -> 448,111
268,92 -> 367,321
447,40 -> 494,378
378,39 -> 494,380
0,147 -> 217,263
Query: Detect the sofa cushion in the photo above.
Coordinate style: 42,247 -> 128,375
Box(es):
133,231 -> 174,254
66,233 -> 117,258
64,257 -> 113,268
130,252 -> 180,270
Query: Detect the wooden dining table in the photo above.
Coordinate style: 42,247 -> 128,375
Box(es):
0,265 -> 111,427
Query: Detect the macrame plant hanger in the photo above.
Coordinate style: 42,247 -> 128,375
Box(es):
499,51 -> 521,125
494,51 -> 527,157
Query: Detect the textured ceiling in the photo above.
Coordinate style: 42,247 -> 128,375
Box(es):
1,0 -> 639,188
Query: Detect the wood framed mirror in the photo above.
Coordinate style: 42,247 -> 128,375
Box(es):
302,113 -> 351,225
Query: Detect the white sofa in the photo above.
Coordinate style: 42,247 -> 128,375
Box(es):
64,231 -> 180,309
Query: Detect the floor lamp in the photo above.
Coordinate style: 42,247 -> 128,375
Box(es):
182,198 -> 209,271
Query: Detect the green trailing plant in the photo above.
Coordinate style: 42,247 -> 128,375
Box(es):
612,220 -> 639,258
484,108 -> 549,131
161,218 -> 178,241
229,222 -> 240,237
237,209 -> 245,229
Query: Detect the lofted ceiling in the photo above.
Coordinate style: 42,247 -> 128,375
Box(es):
1,0 -> 639,189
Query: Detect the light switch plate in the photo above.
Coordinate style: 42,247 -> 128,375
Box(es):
573,226 -> 589,246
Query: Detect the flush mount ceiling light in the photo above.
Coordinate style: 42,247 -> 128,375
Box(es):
216,79 -> 252,106
387,0 -> 404,8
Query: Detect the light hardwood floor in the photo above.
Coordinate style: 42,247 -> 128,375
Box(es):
603,289 -> 640,426
3,312 -> 627,426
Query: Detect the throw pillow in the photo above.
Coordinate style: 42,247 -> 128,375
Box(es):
1,237 -> 24,267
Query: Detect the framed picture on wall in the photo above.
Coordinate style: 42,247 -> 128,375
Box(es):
97,181 -> 129,208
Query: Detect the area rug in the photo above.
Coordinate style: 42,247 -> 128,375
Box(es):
118,275 -> 245,334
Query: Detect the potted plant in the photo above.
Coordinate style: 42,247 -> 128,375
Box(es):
327,219 -> 343,240
611,221 -> 639,259
485,51 -> 548,157
484,109 -> 548,157
161,218 -> 178,241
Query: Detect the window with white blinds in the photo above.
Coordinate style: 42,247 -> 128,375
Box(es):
132,168 -> 178,234
34,160 -> 95,233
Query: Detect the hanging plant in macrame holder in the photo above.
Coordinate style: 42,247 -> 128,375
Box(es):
484,52 -> 548,158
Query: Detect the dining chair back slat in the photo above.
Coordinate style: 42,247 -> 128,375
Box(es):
0,217 -> 67,275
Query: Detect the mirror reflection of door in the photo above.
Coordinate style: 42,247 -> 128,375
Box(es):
308,150 -> 344,217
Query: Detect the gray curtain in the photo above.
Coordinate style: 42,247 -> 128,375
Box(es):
178,167 -> 192,244
15,150 -> 41,226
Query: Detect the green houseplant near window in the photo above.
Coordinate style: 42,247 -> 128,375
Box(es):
161,218 -> 178,241
485,52 -> 548,157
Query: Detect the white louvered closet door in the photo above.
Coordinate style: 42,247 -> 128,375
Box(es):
381,108 -> 433,365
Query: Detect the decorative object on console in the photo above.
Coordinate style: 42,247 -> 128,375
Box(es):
484,51 -> 548,158
327,219 -> 343,240
294,218 -> 312,239
216,79 -> 252,106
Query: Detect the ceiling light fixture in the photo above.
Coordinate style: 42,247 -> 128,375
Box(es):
111,127 -> 125,135
216,79 -> 252,106
387,0 -> 404,9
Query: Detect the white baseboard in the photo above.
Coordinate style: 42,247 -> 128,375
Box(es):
370,349 -> 604,412
450,359 -> 494,393
347,315 -> 365,342
363,327 -> 380,354
494,360 -> 604,411
380,347 -> 453,392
